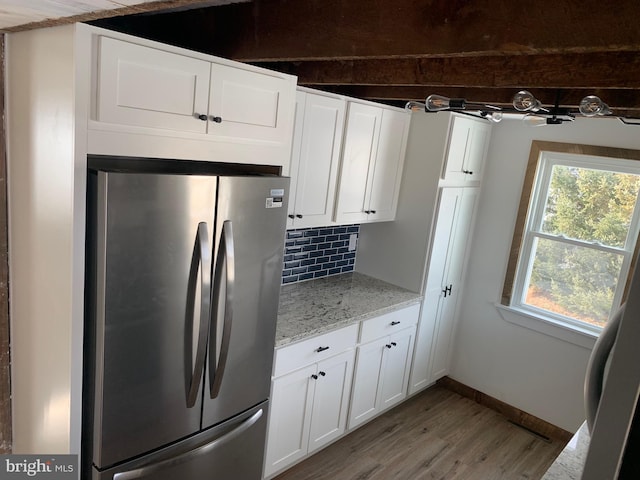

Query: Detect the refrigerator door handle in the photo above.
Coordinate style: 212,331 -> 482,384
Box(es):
112,408 -> 264,480
185,222 -> 212,408
585,303 -> 625,432
210,220 -> 235,399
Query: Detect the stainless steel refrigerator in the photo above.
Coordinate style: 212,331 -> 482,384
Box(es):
83,160 -> 289,479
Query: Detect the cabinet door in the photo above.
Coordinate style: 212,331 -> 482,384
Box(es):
290,93 -> 346,228
348,336 -> 387,429
264,365 -> 316,478
334,103 -> 382,224
430,188 -> 479,380
367,108 -> 410,222
96,36 -> 211,133
462,121 -> 491,182
308,350 -> 355,453
412,188 -> 461,387
442,116 -> 491,183
379,326 -> 415,410
287,91 -> 307,228
209,63 -> 294,144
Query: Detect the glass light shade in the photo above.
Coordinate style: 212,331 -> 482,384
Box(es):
483,111 -> 503,123
404,101 -> 426,112
425,94 -> 467,111
579,95 -> 611,117
513,90 -> 542,112
522,113 -> 548,127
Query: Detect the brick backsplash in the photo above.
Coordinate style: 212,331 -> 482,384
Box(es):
282,225 -> 359,284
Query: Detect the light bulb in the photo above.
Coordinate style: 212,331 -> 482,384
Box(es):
425,94 -> 452,111
424,95 -> 467,112
513,90 -> 542,112
404,101 -> 426,113
579,95 -> 611,116
482,111 -> 503,123
522,114 -> 548,127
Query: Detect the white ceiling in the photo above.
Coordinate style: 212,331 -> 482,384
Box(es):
0,0 -> 243,31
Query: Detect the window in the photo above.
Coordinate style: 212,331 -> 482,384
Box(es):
503,141 -> 640,333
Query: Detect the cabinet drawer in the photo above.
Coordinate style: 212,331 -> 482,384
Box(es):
273,324 -> 358,377
359,304 -> 420,344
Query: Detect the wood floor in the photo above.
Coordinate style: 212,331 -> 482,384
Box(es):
273,386 -> 567,480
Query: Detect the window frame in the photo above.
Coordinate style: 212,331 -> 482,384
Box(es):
502,141 -> 640,335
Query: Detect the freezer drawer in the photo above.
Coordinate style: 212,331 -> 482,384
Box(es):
93,401 -> 269,480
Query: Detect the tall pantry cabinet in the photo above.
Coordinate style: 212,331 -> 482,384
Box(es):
356,111 -> 491,394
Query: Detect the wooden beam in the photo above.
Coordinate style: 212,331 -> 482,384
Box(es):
2,0 -> 247,33
115,0 -> 640,61
253,52 -> 640,90
0,34 -> 11,454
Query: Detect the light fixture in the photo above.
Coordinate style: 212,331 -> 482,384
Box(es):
481,111 -> 504,123
579,95 -> 611,117
425,94 -> 467,111
404,101 -> 426,113
522,113 -> 572,127
406,90 -> 638,126
512,90 -> 546,112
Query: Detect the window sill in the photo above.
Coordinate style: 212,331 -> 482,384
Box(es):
495,304 -> 597,349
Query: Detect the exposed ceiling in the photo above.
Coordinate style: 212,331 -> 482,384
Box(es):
0,0 -> 244,31
5,0 -> 640,117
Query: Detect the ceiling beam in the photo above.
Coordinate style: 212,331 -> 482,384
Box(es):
1,0 -> 245,33
253,52 -> 640,90
89,0 -> 640,112
116,0 -> 640,61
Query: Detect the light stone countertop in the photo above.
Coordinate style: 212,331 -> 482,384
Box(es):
275,272 -> 422,347
542,421 -> 590,480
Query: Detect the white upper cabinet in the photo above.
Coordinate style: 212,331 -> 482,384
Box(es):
208,62 -> 292,144
334,102 -> 382,224
441,115 -> 492,184
335,102 -> 409,224
96,37 -> 212,133
90,31 -> 296,169
368,108 -> 410,222
287,90 -> 346,228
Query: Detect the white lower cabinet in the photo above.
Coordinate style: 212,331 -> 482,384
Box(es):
348,304 -> 419,429
348,326 -> 416,429
264,327 -> 357,478
264,305 -> 420,478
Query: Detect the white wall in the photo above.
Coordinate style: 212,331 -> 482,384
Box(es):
450,116 -> 640,432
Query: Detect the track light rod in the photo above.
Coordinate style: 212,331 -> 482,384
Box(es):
405,90 -> 638,126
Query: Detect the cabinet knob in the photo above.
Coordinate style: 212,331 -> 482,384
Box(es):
390,321 -> 401,326
210,116 -> 223,123
385,344 -> 392,349
370,210 -> 377,214
311,374 -> 318,380
463,169 -> 474,175
364,210 -> 371,214
288,214 -> 295,219
319,371 -> 326,376
391,342 -> 397,347
296,214 -> 303,219
194,113 -> 208,121
315,346 -> 330,353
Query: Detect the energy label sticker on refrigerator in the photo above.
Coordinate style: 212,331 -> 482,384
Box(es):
266,189 -> 285,208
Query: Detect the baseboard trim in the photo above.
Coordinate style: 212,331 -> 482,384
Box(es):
436,377 -> 573,443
